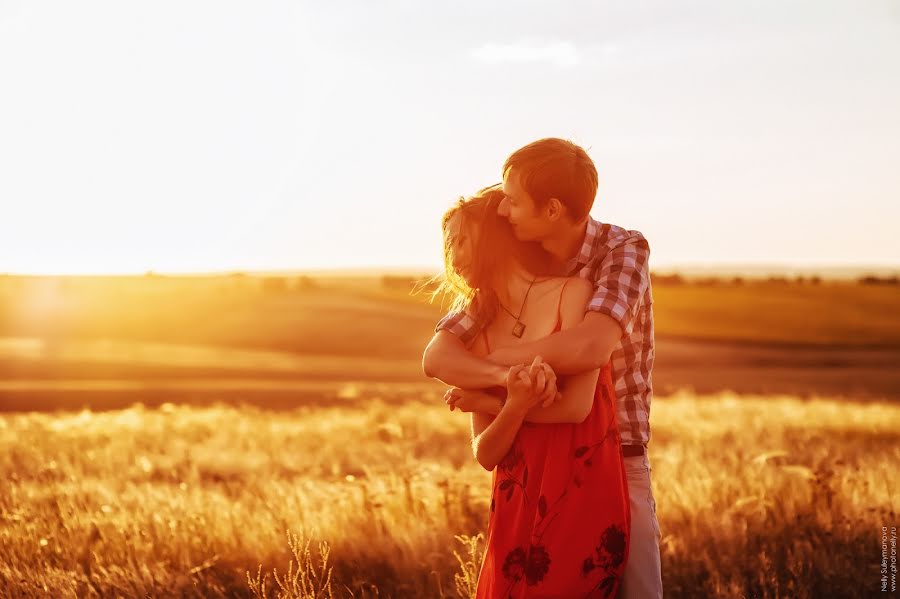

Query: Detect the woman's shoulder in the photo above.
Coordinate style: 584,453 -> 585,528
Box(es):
557,276 -> 594,327
559,276 -> 593,298
545,275 -> 591,291
541,276 -> 593,306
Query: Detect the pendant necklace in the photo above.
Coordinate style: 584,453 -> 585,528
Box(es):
498,275 -> 538,338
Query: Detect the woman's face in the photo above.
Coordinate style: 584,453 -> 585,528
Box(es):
444,210 -> 478,285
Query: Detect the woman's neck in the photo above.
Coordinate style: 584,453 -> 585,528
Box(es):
493,261 -> 547,313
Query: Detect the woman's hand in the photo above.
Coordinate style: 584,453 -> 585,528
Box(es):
531,359 -> 560,407
503,357 -> 544,412
505,356 -> 561,411
492,351 -> 560,407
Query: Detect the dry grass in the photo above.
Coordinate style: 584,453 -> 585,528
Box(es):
0,391 -> 897,597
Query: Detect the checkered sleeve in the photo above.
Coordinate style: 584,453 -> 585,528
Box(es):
434,308 -> 483,347
587,231 -> 651,336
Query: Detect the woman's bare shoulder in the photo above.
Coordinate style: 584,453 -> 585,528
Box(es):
546,276 -> 590,292
559,276 -> 594,328
563,276 -> 593,299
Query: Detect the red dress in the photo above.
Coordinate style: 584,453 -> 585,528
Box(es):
474,294 -> 631,599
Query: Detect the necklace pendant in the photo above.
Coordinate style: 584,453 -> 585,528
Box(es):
512,321 -> 526,338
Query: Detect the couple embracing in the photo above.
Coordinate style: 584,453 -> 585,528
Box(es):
422,138 -> 662,598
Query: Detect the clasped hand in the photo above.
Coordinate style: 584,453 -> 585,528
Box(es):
444,356 -> 561,413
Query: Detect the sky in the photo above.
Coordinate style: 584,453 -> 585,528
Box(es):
1,0 -> 899,275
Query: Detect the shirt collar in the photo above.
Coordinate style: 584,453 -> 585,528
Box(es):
564,216 -> 600,274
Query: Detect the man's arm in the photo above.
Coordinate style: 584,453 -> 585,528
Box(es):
485,312 -> 620,375
423,308 -> 507,388
448,280 -> 603,422
487,232 -> 651,375
423,330 -> 507,389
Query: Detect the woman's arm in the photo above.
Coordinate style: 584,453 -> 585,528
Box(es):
468,365 -> 538,471
447,385 -> 590,424
526,369 -> 599,423
469,407 -> 527,471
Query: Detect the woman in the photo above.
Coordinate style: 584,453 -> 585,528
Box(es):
434,184 -> 631,598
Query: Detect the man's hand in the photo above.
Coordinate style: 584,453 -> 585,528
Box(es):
445,356 -> 560,413
444,388 -> 484,412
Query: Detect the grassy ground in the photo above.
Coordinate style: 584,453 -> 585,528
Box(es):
2,274 -> 897,596
1,391 -> 896,598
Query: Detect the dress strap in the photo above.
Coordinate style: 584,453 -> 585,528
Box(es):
554,278 -> 572,330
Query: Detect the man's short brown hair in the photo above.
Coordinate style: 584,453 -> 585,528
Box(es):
503,137 -> 598,222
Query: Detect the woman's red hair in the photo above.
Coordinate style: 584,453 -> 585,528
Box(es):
429,184 -> 560,325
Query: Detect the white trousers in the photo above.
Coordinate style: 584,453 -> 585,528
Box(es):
617,452 -> 663,599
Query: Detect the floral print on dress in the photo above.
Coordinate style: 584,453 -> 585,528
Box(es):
501,544 -> 551,587
474,361 -> 631,598
581,524 -> 628,598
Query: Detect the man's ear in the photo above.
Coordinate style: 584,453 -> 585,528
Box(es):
546,197 -> 564,221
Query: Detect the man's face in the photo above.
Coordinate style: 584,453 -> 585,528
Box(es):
498,170 -> 551,242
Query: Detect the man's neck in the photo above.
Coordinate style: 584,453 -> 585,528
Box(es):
541,218 -> 589,264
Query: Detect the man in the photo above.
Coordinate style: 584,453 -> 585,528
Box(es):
422,137 -> 662,599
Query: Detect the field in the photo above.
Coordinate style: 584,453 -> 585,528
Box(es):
1,273 -> 898,597
1,392 -> 897,598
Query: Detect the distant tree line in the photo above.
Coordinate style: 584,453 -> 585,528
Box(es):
649,273 -> 825,286
857,275 -> 899,285
219,273 -> 319,293
651,274 -> 899,286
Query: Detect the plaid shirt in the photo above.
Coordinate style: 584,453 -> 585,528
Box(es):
434,216 -> 655,446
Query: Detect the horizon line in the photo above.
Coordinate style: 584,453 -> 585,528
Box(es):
2,262 -> 899,279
